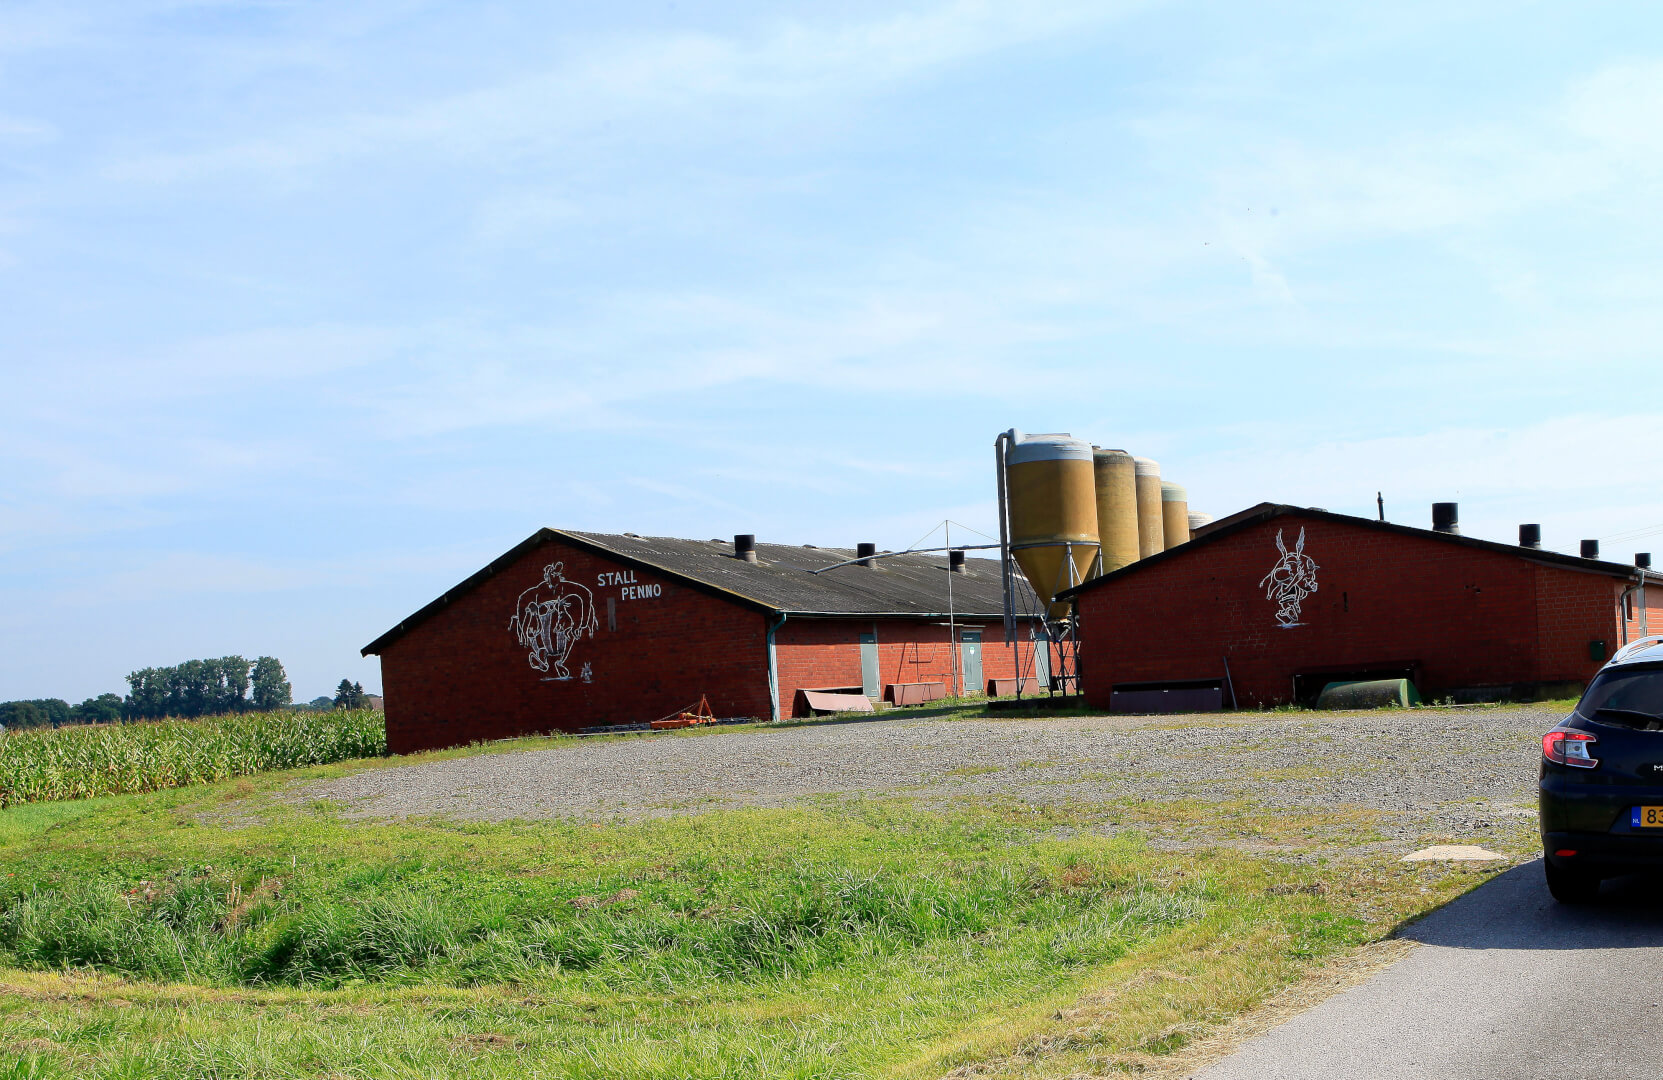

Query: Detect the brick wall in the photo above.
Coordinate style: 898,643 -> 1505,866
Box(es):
1620,579 -> 1663,648
774,618 -> 1060,716
377,535 -> 772,753
374,536 -> 1074,749
1074,513 -> 1622,709
1535,565 -> 1623,680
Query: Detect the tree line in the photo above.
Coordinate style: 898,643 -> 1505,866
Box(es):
123,656 -> 292,720
0,695 -> 124,731
1,657 -> 380,730
0,656 -> 291,730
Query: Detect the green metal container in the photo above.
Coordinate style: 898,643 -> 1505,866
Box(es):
1314,678 -> 1422,710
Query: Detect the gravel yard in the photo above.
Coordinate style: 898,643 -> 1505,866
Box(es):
298,704 -> 1563,854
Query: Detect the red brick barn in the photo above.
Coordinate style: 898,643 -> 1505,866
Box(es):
363,530 -> 1058,753
1057,503 -> 1663,711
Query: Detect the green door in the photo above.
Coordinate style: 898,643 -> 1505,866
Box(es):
859,632 -> 879,698
1032,632 -> 1050,689
961,631 -> 983,696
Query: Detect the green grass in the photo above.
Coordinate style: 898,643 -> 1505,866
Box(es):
0,710 -> 385,807
0,759 -> 1524,1080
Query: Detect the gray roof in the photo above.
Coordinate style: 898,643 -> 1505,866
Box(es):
1057,501 -> 1658,601
363,528 -> 1037,656
566,530 -> 1027,615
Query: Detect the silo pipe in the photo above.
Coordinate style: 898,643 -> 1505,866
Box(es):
996,431 -> 1014,644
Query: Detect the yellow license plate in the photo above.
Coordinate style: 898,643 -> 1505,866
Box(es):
1632,806 -> 1663,828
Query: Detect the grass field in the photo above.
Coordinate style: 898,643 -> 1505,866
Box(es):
0,731 -> 1529,1080
0,710 -> 385,808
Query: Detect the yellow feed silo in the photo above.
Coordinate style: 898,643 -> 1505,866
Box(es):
1092,448 -> 1140,573
1187,511 -> 1213,540
1133,457 -> 1164,558
1004,431 -> 1100,619
1160,482 -> 1189,551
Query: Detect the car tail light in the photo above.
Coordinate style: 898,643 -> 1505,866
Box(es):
1544,730 -> 1599,768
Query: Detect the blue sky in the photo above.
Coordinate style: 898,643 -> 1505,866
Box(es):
5,0 -> 1663,703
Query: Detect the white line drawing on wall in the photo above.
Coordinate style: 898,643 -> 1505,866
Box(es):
509,562 -> 598,680
1259,528 -> 1319,628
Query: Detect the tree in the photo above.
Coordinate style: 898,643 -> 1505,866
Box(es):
212,656 -> 251,714
308,696 -> 332,710
0,700 -> 70,729
333,680 -> 369,709
124,656 -> 256,719
124,668 -> 167,720
251,656 -> 292,711
0,702 -> 44,730
70,694 -> 123,724
27,699 -> 70,727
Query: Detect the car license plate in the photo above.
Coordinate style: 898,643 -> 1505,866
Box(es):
1633,806 -> 1663,828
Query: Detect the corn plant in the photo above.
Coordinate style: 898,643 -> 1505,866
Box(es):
0,710 -> 387,807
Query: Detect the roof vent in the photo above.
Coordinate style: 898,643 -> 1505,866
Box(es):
857,542 -> 877,568
1432,502 -> 1459,535
1581,539 -> 1600,560
1519,524 -> 1542,549
734,534 -> 757,563
1638,553 -> 1653,569
949,549 -> 966,573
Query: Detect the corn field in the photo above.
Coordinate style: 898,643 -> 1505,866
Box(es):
0,710 -> 387,807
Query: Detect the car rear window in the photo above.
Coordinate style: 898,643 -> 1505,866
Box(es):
1576,664 -> 1663,729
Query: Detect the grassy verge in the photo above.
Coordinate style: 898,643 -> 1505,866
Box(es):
0,759 -> 1530,1080
0,710 -> 385,807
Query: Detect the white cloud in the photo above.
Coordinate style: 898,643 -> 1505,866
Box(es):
0,113 -> 54,140
103,1 -> 1147,185
1208,60 -> 1663,257
1559,60 -> 1663,164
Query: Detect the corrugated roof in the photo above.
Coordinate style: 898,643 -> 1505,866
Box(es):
1057,502 -> 1659,601
565,530 -> 1023,616
363,528 -> 1037,656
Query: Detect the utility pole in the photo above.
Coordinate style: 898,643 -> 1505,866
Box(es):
945,520 -> 960,698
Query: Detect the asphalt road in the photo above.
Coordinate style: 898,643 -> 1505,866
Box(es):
1196,861 -> 1663,1079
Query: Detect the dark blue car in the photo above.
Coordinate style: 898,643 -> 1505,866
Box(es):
1541,637 -> 1663,902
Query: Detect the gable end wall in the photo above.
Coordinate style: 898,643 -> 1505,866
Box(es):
377,536 -> 771,753
1076,515 -> 1619,708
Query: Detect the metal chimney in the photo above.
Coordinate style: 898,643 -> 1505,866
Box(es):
857,542 -> 877,568
949,549 -> 966,573
733,534 -> 757,563
1639,553 -> 1653,569
1581,539 -> 1600,560
1432,502 -> 1460,535
1519,524 -> 1542,549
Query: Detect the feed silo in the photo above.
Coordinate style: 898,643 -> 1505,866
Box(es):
1133,458 -> 1164,558
1160,483 -> 1190,551
1188,511 -> 1213,540
1092,448 -> 1140,573
1001,431 -> 1100,620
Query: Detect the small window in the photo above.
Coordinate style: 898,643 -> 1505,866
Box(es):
607,596 -> 617,632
